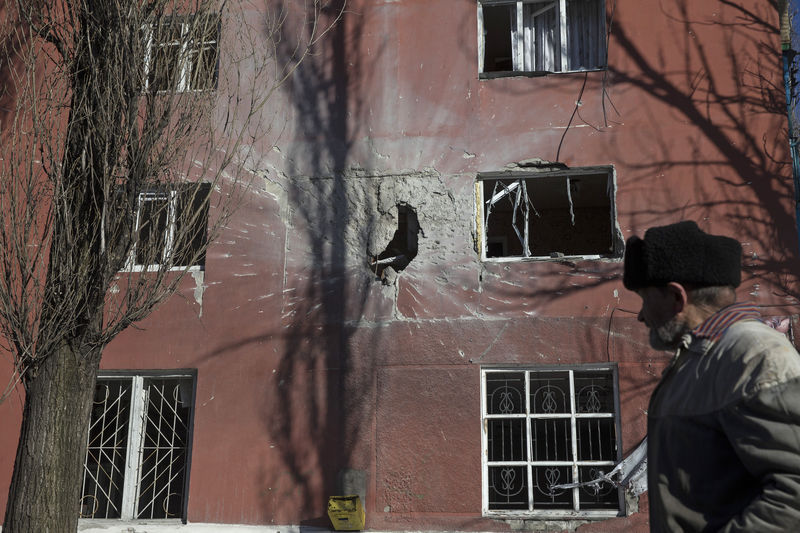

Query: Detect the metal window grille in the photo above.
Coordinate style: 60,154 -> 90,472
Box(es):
80,375 -> 194,521
481,366 -> 623,517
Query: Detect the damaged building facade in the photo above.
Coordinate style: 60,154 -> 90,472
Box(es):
1,0 -> 799,531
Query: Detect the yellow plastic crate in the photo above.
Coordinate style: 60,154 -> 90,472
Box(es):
327,495 -> 365,531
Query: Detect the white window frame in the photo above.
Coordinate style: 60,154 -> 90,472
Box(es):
142,14 -> 219,93
124,190 -> 192,272
480,365 -> 623,518
120,182 -> 210,273
79,372 -> 196,523
477,0 -> 605,76
476,166 -> 619,262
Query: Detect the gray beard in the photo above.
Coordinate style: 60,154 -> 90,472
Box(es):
649,317 -> 691,351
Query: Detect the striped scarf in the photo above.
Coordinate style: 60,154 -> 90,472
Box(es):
691,302 -> 761,343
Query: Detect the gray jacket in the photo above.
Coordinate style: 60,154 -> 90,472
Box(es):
648,318 -> 800,532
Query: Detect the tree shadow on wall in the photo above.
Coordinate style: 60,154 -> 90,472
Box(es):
251,0 -> 800,525
260,1 -> 387,525
608,0 -> 799,296
485,0 -> 800,307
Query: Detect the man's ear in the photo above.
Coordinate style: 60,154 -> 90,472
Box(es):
665,282 -> 689,314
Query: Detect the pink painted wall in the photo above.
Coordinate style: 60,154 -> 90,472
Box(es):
1,0 -> 797,531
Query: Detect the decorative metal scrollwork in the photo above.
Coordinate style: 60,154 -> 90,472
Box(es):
542,387 -> 558,413
545,467 -> 560,488
501,468 -> 515,491
532,383 -> 566,414
489,379 -> 522,414
536,467 -> 568,498
578,384 -> 606,413
499,390 -> 515,414
492,467 -> 525,498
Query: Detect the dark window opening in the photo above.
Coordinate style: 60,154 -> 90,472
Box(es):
125,182 -> 211,270
483,5 -> 514,72
486,239 -> 507,258
481,169 -> 617,259
370,204 -> 419,279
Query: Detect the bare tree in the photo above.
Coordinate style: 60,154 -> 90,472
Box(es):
0,0 -> 340,530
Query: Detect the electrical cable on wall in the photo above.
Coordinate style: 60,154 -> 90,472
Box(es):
556,72 -> 588,162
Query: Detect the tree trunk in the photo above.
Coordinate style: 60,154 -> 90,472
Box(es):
3,344 -> 99,533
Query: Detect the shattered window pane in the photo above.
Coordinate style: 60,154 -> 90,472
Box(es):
480,169 -> 617,259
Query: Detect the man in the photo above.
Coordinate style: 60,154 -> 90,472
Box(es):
623,220 -> 800,532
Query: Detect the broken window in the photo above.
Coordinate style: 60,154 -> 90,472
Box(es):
143,13 -> 220,92
80,373 -> 195,522
370,204 -> 419,280
478,167 -> 619,260
481,366 -> 623,517
478,0 -> 606,76
124,182 -> 211,271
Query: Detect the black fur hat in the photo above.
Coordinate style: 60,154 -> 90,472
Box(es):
623,221 -> 741,290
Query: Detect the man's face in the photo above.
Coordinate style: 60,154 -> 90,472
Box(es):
636,285 -> 690,351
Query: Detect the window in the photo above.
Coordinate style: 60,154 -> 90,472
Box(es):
143,13 -> 220,92
126,183 -> 211,271
477,167 -> 619,260
478,0 -> 606,76
481,366 -> 623,517
80,373 -> 196,521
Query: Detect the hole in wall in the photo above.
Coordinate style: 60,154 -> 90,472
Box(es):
370,204 -> 419,281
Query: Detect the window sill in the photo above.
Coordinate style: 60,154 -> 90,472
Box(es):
118,264 -> 204,273
479,67 -> 606,80
78,518 -> 183,531
147,87 -> 218,95
481,254 -> 620,263
484,509 -> 621,519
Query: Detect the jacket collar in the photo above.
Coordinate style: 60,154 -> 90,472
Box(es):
691,302 -> 761,343
660,302 -> 761,375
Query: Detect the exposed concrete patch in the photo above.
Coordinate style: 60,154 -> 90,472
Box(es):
504,518 -> 590,532
338,468 -> 368,510
624,488 -> 641,515
283,168 -> 468,279
259,171 -> 290,221
370,204 -> 419,282
191,270 -> 206,316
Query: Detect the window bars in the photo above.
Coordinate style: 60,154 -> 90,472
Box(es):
481,367 -> 623,516
80,375 -> 194,521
